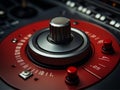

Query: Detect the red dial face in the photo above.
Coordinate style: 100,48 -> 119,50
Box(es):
0,19 -> 120,90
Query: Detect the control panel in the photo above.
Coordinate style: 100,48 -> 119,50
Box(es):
0,0 -> 120,90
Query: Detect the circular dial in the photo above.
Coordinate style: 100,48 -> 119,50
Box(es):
27,17 -> 91,68
0,18 -> 120,90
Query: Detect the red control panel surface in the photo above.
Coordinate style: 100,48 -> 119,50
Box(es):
0,19 -> 120,90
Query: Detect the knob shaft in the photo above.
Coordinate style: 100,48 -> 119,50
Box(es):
49,17 -> 72,44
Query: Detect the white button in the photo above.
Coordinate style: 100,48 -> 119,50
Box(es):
66,1 -> 71,6
11,38 -> 18,43
95,13 -> 101,19
11,20 -> 19,25
114,23 -> 120,28
82,8 -> 87,13
0,11 -> 5,15
100,16 -> 106,21
86,10 -> 92,15
0,31 -> 4,35
109,20 -> 116,25
70,2 -> 75,7
19,70 -> 33,80
77,6 -> 83,11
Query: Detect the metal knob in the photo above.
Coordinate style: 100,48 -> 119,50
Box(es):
49,17 -> 72,44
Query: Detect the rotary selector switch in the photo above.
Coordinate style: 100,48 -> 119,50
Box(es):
27,17 -> 91,68
48,17 -> 72,44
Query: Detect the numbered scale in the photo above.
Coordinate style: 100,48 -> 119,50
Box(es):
0,17 -> 120,90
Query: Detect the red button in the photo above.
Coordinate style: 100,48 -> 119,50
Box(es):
65,66 -> 79,85
102,39 -> 114,54
103,39 -> 112,46
67,66 -> 77,75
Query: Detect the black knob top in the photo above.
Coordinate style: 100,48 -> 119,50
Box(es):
49,17 -> 72,44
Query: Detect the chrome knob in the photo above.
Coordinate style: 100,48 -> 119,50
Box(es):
49,17 -> 72,44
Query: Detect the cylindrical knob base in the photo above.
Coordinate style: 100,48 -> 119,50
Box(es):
27,17 -> 91,69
